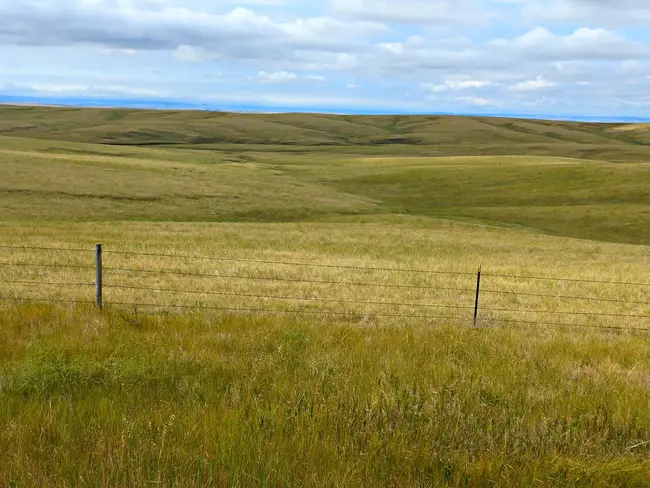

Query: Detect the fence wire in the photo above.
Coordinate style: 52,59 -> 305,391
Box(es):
104,266 -> 475,292
485,272 -> 650,287
0,244 -> 648,333
104,301 -> 463,321
106,249 -> 474,276
0,296 -> 94,306
496,318 -> 650,333
482,288 -> 647,305
0,245 -> 91,253
0,279 -> 93,287
104,284 -> 475,310
483,308 -> 649,319
0,262 -> 95,270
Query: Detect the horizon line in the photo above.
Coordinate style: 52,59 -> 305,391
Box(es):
1,94 -> 650,124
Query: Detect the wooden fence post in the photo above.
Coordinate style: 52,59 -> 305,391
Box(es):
474,265 -> 482,327
96,244 -> 103,310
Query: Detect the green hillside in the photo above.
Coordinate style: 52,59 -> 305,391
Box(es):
1,105 -> 649,245
2,105 -> 650,161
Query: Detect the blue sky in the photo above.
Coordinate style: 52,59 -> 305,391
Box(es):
1,0 -> 650,117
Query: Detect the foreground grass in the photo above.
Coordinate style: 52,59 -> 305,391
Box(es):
1,305 -> 650,486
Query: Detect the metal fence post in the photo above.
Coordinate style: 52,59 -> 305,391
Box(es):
474,265 -> 482,327
96,244 -> 103,310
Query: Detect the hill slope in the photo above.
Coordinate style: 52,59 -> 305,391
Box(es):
1,105 -> 650,245
1,105 -> 650,161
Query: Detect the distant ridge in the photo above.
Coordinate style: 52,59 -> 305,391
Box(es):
2,95 -> 650,124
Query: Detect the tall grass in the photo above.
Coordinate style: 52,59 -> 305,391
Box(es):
0,219 -> 648,331
1,304 -> 650,486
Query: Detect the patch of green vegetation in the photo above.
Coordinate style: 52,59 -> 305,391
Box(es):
290,155 -> 650,245
2,105 -> 650,245
2,105 -> 650,154
1,305 -> 650,486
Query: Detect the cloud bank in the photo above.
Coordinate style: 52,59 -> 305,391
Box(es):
1,0 -> 649,115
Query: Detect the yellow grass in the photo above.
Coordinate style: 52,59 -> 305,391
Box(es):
0,218 -> 648,331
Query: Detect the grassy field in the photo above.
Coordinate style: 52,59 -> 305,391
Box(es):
3,105 -> 650,151
1,105 -> 650,486
3,306 -> 650,486
1,125 -> 650,244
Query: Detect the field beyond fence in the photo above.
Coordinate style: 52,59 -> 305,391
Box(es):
1,244 -> 648,332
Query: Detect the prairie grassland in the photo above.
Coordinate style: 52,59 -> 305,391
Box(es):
2,134 -> 650,244
2,304 -> 650,487
0,218 -> 648,332
1,107 -> 650,486
3,105 -> 650,150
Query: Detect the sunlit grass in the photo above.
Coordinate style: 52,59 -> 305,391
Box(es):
1,305 -> 650,486
1,106 -> 650,485
0,218 -> 648,331
2,132 -> 650,244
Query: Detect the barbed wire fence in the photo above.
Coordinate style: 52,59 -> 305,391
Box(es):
0,244 -> 648,332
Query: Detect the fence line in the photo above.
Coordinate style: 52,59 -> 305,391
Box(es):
485,272 -> 650,287
496,318 -> 650,333
2,296 -> 648,333
0,280 -> 93,287
1,244 -> 646,286
0,245 -> 90,253
106,249 -> 474,275
104,301 -> 463,321
104,266 -> 474,291
0,296 -> 95,305
0,262 -> 95,270
483,308 -> 649,319
5,243 -> 646,259
0,243 -> 648,333
482,289 -> 647,305
104,284 -> 476,310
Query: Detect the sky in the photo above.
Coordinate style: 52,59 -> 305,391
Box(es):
1,0 -> 650,118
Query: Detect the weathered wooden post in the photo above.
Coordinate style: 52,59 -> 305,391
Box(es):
474,265 -> 482,327
96,244 -> 103,310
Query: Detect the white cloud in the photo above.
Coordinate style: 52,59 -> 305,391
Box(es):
100,47 -> 138,55
236,0 -> 287,4
445,80 -> 491,89
489,27 -> 649,61
422,80 -> 491,92
525,0 -> 650,26
457,96 -> 499,106
511,76 -> 556,91
1,0 -> 650,116
256,71 -> 329,83
421,84 -> 448,93
173,45 -> 208,62
0,2 -> 386,68
257,71 -> 298,83
6,81 -> 165,97
331,0 -> 494,25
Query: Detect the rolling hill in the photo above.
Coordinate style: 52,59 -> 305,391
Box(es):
1,104 -> 649,245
